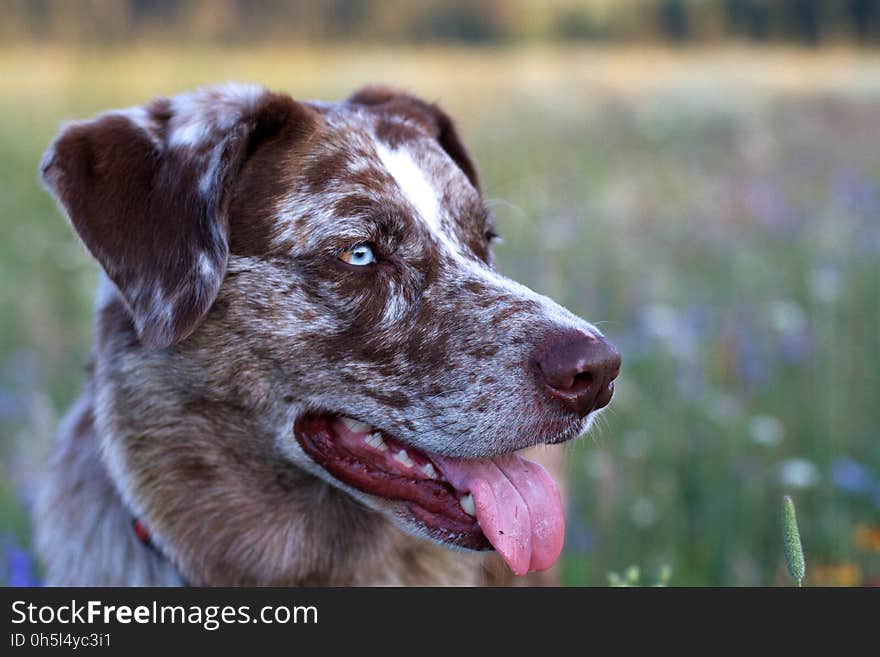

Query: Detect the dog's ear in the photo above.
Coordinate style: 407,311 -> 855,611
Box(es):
347,86 -> 480,191
40,85 -> 315,349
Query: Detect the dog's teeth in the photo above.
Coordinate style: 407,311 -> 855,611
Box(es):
421,463 -> 438,479
340,416 -> 372,433
392,450 -> 415,468
364,432 -> 388,451
460,494 -> 476,517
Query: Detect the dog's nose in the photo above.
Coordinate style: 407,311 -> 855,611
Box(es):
535,329 -> 621,417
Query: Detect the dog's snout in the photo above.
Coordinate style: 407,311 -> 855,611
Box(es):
535,329 -> 621,417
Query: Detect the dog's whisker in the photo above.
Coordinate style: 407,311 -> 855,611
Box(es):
483,197 -> 526,216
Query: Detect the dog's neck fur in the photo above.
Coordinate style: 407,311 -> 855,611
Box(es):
36,291 -> 492,586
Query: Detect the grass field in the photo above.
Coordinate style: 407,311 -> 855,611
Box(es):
1,44 -> 879,586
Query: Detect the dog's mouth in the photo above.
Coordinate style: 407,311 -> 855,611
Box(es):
294,413 -> 565,575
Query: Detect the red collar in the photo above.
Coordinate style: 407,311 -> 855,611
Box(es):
132,518 -> 154,550
131,517 -> 190,585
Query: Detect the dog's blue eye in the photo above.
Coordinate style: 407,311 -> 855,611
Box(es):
340,244 -> 376,266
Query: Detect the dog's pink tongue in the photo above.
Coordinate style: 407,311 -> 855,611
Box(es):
433,453 -> 564,576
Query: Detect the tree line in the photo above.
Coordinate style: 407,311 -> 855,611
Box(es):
1,0 -> 878,45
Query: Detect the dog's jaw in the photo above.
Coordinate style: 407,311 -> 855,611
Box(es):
281,408 -> 590,576
87,341 -> 485,586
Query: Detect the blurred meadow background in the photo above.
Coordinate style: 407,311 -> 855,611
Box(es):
1,0 -> 879,586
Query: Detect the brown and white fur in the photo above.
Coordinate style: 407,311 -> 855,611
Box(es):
35,84 -> 617,586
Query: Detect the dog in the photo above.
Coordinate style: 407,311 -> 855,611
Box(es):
34,84 -> 620,586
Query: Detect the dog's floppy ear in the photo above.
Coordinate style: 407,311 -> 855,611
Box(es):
40,85 -> 315,349
347,86 -> 480,191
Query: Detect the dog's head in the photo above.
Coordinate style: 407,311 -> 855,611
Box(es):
41,84 -> 620,576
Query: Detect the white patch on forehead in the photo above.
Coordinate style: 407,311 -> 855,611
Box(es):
374,141 -> 446,242
371,136 -> 589,333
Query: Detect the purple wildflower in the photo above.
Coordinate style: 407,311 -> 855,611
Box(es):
831,458 -> 875,496
2,541 -> 40,587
